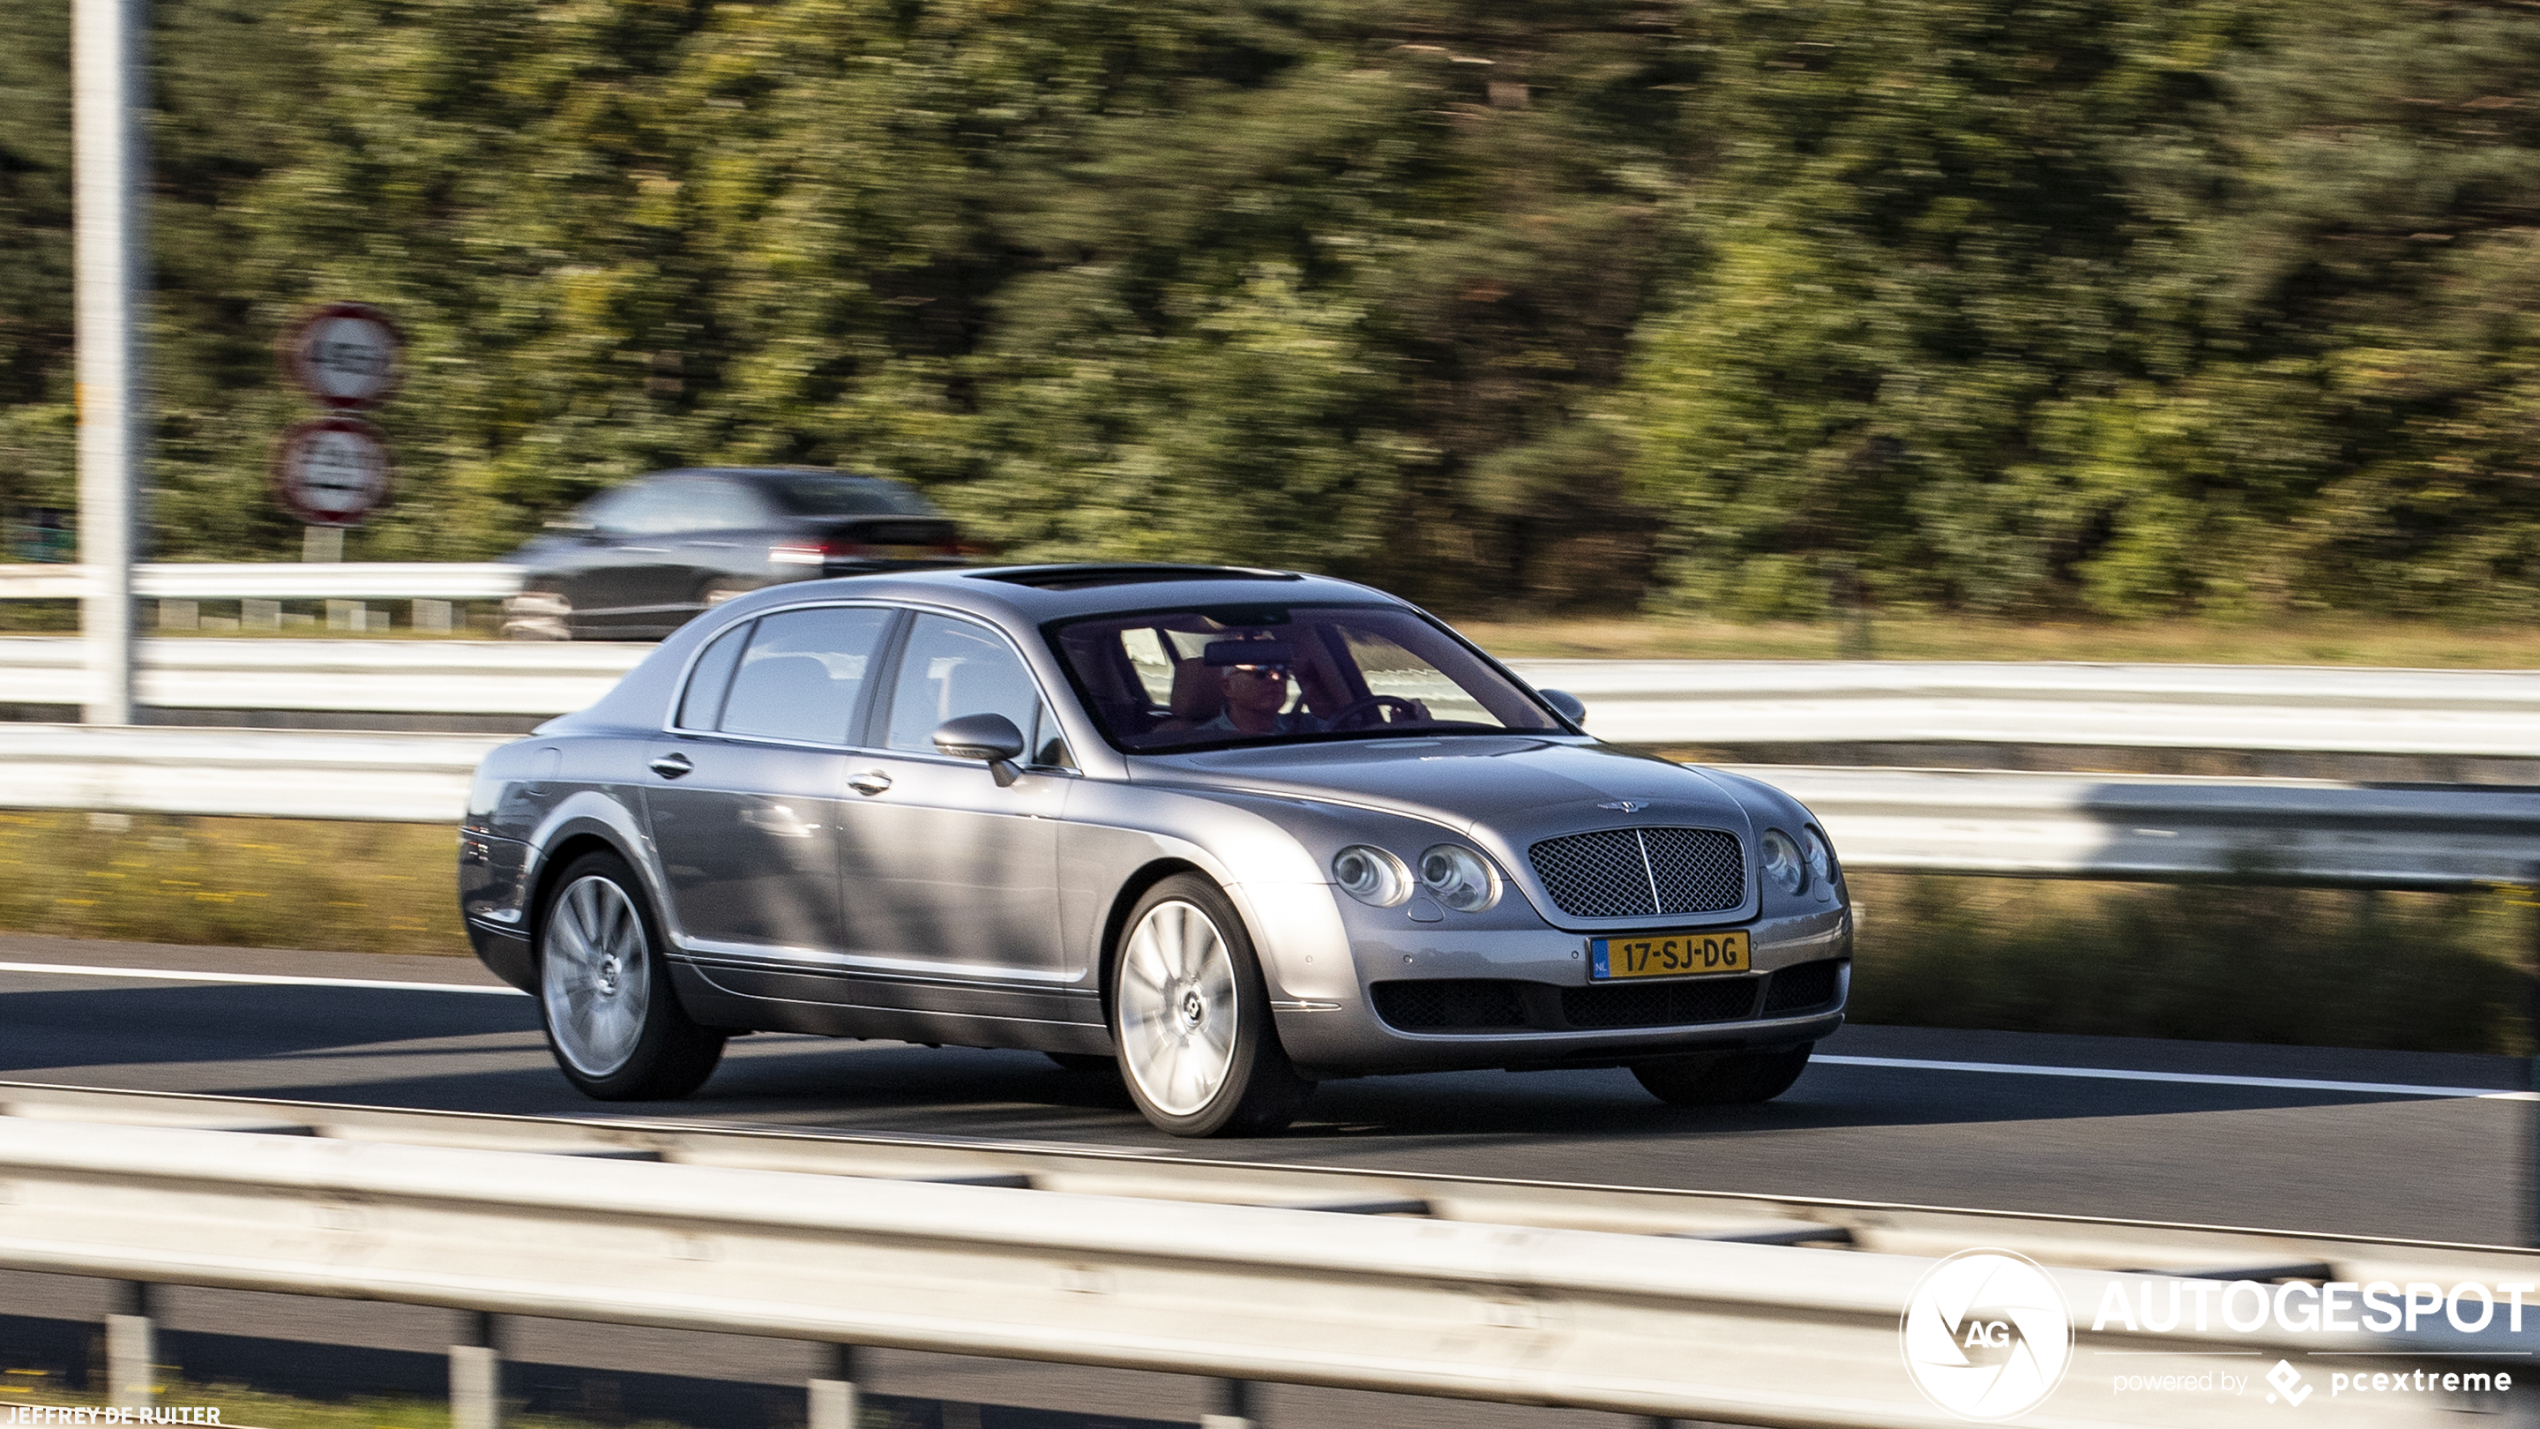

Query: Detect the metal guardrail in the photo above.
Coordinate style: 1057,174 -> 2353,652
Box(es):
0,724 -> 496,822
1,1089 -> 2523,1427
1521,658 -> 2540,758
0,561 -> 524,601
0,723 -> 2528,888
0,638 -> 640,715
7,634 -> 2533,758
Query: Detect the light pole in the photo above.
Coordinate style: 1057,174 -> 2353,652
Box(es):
74,0 -> 145,725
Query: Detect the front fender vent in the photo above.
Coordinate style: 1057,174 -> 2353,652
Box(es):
1528,827 -> 1745,919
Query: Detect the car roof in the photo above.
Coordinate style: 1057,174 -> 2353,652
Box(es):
716,563 -> 1403,625
553,563 -> 1411,737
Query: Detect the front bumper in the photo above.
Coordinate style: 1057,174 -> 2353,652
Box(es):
1269,901 -> 1851,1078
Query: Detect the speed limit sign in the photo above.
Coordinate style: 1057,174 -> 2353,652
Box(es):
272,416 -> 394,527
280,302 -> 403,410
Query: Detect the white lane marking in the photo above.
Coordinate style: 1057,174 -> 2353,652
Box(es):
0,960 -> 529,996
1815,1053 -> 2536,1101
0,964 -> 2516,1098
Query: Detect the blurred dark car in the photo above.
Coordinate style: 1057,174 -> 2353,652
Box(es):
501,468 -> 965,640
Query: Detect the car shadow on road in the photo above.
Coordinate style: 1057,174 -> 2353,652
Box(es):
3,983 -> 2516,1153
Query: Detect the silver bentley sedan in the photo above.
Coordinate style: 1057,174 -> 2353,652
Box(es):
458,564 -> 1852,1135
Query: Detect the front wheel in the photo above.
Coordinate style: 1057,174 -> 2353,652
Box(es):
1109,874 -> 1311,1137
536,851 -> 725,1100
1631,1045 -> 1813,1107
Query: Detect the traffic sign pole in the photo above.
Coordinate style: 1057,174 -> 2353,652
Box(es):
74,0 -> 146,726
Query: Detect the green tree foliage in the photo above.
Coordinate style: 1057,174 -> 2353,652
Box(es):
0,0 -> 2533,617
1631,0 -> 2540,619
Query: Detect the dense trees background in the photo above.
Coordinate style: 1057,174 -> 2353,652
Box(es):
0,0 -> 2533,618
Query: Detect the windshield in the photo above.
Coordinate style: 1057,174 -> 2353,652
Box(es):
763,474 -> 937,518
1050,605 -> 1562,752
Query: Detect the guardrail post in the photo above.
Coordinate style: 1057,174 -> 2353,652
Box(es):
807,1344 -> 859,1429
105,1281 -> 153,1411
2528,864 -> 2540,1250
73,0 -> 146,727
1200,1378 -> 1255,1429
450,1311 -> 501,1429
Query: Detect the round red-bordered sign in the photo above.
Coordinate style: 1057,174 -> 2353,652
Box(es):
272,416 -> 395,528
279,302 -> 404,410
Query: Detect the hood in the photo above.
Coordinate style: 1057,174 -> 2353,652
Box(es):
1132,736 -> 1755,838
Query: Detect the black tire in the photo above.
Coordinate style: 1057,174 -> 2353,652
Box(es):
534,850 -> 725,1100
502,588 -> 574,641
1631,1044 -> 1814,1107
1108,874 -> 1312,1137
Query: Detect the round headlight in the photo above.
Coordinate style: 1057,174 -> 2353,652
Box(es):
1332,845 -> 1411,906
1758,828 -> 1806,896
1801,826 -> 1835,891
1418,844 -> 1500,912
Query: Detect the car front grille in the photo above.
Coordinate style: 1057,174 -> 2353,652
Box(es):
1527,827 -> 1746,919
1763,959 -> 1846,1014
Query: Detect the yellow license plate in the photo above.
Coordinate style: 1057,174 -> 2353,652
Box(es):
1590,929 -> 1750,980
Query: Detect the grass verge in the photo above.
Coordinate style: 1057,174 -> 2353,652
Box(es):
0,810 -> 468,956
1848,872 -> 2535,1056
1462,613 -> 2540,668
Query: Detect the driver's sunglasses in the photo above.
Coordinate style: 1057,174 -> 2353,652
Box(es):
1228,663 -> 1291,680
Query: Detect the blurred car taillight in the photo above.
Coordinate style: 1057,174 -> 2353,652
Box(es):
769,539 -> 870,565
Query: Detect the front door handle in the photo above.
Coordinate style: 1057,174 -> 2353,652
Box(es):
649,752 -> 694,779
846,770 -> 893,796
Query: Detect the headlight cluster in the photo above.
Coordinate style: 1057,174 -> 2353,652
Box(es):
1759,825 -> 1839,896
1333,842 -> 1500,912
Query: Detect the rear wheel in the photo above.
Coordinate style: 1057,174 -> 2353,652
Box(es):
502,588 -> 573,640
1631,1045 -> 1813,1107
1109,875 -> 1311,1137
536,851 -> 724,1100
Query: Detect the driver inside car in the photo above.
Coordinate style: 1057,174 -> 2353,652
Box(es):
1195,639 -> 1326,736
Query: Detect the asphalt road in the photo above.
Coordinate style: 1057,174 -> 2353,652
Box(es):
0,931 -> 2526,1246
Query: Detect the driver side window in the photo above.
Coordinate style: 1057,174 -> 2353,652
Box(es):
883,614 -> 1065,766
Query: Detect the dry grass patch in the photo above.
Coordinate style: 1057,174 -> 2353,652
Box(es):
1847,873 -> 2534,1055
1461,614 -> 2540,668
0,810 -> 467,956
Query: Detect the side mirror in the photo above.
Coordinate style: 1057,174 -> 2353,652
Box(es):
1540,688 -> 1588,727
933,712 -> 1028,786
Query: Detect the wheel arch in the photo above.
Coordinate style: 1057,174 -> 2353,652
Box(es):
1096,858 -> 1211,1023
525,828 -> 643,985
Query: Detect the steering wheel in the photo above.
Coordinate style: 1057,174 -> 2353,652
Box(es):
1322,695 -> 1423,731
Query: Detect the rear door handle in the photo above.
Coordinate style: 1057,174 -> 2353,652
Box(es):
649,753 -> 694,779
846,770 -> 893,796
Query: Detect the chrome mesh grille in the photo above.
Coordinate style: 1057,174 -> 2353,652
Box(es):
1527,827 -> 1745,919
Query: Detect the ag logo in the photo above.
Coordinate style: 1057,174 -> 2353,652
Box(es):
1900,1249 -> 2074,1421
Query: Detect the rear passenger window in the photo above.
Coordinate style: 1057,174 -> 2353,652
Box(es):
718,606 -> 894,744
676,622 -> 751,730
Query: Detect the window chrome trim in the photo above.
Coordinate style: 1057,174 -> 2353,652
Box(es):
657,599 -> 905,745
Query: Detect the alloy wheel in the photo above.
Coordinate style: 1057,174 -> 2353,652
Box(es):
1116,899 -> 1239,1116
542,873 -> 653,1077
